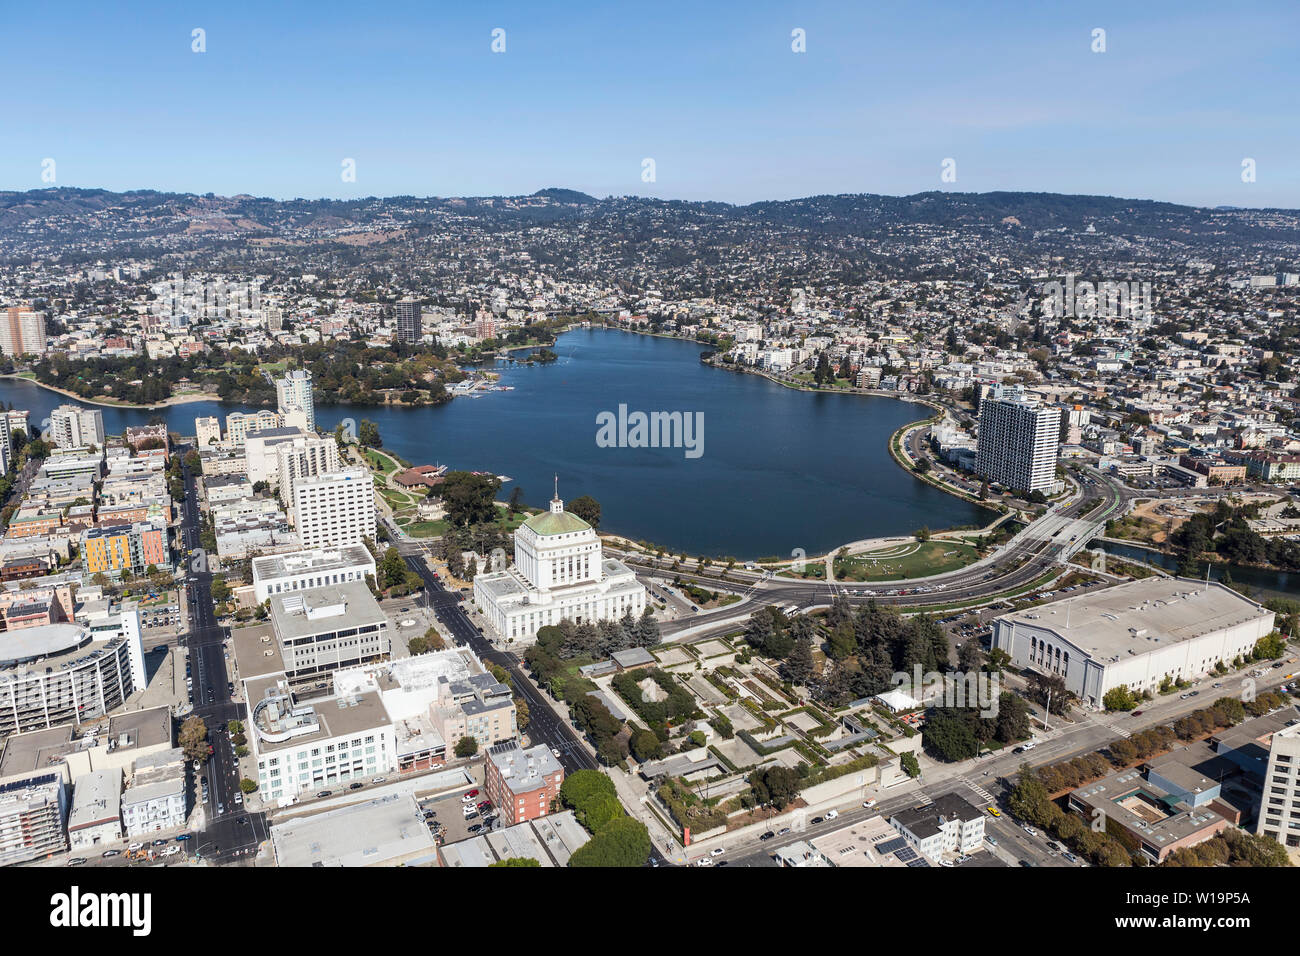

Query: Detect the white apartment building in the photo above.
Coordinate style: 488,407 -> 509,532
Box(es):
226,409 -> 283,448
243,426 -> 308,487
49,405 -> 106,450
251,545 -> 377,603
1257,722 -> 1300,849
276,435 -> 341,503
276,369 -> 316,433
195,415 -> 222,449
889,793 -> 985,861
976,387 -> 1061,494
0,305 -> 47,357
292,468 -> 376,551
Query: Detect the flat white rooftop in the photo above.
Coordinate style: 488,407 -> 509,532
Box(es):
998,577 -> 1272,660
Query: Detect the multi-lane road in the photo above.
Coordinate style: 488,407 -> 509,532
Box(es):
176,448 -> 269,864
617,468 -> 1133,642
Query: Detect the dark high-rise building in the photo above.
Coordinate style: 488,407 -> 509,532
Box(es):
395,299 -> 421,343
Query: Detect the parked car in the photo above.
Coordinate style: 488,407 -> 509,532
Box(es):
349,782 -> 365,790
316,790 -> 332,799
101,849 -> 121,858
710,847 -> 724,856
759,831 -> 775,841
67,858 -> 87,866
694,856 -> 713,867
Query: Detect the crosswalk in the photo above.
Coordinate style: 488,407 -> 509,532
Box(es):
1092,713 -> 1131,739
961,777 -> 995,803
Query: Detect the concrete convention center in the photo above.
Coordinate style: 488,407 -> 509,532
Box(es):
992,578 -> 1275,708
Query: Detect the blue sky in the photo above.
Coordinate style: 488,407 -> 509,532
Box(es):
3,0 -> 1298,206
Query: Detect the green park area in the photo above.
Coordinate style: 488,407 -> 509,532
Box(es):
833,540 -> 981,582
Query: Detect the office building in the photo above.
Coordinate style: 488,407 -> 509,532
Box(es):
1070,760 -> 1233,863
976,387 -> 1061,494
484,740 -> 564,825
268,581 -> 389,685
992,578 -> 1275,708
1256,721 -> 1300,848
49,405 -> 106,450
251,545 -> 376,604
276,369 -> 316,433
474,484 -> 645,644
292,468 -> 376,551
0,305 -> 48,357
395,299 -> 421,344
270,792 -> 436,866
247,675 -> 396,803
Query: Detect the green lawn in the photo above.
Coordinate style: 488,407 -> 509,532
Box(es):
364,447 -> 402,476
833,540 -> 981,582
405,520 -> 449,538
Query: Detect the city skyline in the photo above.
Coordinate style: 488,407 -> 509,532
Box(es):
3,0 -> 1299,207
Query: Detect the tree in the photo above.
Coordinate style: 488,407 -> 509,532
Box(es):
379,546 -> 407,590
179,716 -> 208,763
508,486 -> 524,514
239,778 -> 258,794
630,728 -> 662,762
358,419 -> 382,447
785,635 -> 815,685
1102,685 -> 1139,712
569,495 -> 601,528
915,526 -> 932,542
750,765 -> 801,810
900,751 -> 920,778
490,857 -> 541,867
210,576 -> 231,604
454,736 -> 479,758
437,471 -> 502,527
568,817 -> 651,868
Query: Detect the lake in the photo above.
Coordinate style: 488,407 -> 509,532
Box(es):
0,328 -> 994,558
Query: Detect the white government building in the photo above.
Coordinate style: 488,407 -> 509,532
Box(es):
474,485 -> 646,644
991,578 -> 1275,708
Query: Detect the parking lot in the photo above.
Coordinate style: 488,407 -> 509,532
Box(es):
416,785 -> 501,849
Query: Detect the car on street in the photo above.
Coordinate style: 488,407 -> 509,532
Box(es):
694,856 -> 713,867
1022,825 -> 1038,836
316,790 -> 332,798
778,827 -> 791,835
759,831 -> 775,841
67,857 -> 87,866
102,849 -> 121,858
824,810 -> 839,820
151,839 -> 168,846
349,782 -> 365,790
552,748 -> 562,758
128,842 -> 144,851
987,806 -> 1001,817
1132,710 -> 1144,716
710,847 -> 724,856
175,834 -> 192,841
1062,851 -> 1080,864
